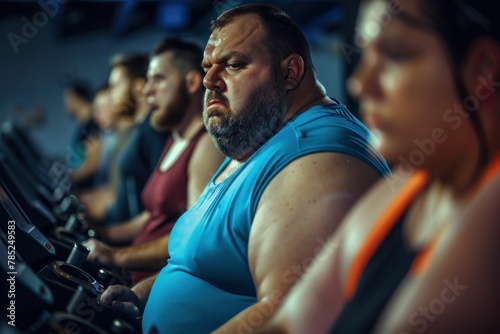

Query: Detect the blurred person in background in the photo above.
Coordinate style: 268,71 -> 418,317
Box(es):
79,54 -> 150,222
89,84 -> 117,189
64,81 -> 101,190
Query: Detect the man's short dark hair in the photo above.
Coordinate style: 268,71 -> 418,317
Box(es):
210,3 -> 315,74
110,53 -> 149,81
65,81 -> 92,102
95,83 -> 109,94
151,37 -> 204,76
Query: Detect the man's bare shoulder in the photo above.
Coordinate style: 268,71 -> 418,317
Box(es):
248,151 -> 387,296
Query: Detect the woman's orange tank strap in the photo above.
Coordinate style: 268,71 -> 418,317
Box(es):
470,152 -> 500,197
344,153 -> 500,299
411,152 -> 500,275
343,171 -> 429,300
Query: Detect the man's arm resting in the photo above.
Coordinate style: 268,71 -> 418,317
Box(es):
113,234 -> 170,271
84,233 -> 170,271
101,211 -> 150,245
100,273 -> 158,317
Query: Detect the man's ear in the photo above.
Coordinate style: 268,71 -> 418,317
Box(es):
131,78 -> 146,100
462,37 -> 499,100
281,54 -> 306,91
185,70 -> 203,94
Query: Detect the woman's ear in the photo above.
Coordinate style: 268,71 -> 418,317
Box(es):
185,70 -> 203,94
281,54 -> 305,92
463,37 -> 500,100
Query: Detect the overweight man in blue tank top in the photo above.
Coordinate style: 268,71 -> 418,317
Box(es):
99,4 -> 390,333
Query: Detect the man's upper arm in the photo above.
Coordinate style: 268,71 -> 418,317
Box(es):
248,152 -> 381,303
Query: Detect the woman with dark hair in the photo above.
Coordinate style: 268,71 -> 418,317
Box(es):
257,0 -> 500,332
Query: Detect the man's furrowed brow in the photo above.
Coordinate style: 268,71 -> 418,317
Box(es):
204,51 -> 248,66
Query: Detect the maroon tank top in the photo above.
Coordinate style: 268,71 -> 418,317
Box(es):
130,127 -> 206,283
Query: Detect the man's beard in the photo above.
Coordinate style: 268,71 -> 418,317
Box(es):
151,84 -> 190,130
203,73 -> 286,160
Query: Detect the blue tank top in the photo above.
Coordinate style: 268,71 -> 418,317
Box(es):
142,103 -> 390,333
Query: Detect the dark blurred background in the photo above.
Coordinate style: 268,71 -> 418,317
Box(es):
0,0 -> 360,158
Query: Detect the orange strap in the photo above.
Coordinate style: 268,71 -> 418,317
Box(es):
468,152 -> 500,198
343,171 -> 429,300
344,153 -> 500,296
409,238 -> 437,276
412,152 -> 500,275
